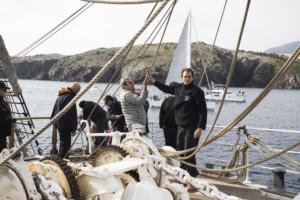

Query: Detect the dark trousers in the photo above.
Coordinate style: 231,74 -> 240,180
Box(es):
163,126 -> 178,149
94,118 -> 108,146
0,135 -> 7,153
58,129 -> 71,158
177,125 -> 200,177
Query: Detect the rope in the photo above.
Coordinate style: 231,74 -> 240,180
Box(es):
198,0 -> 228,87
82,0 -> 163,4
175,0 -> 252,161
247,135 -> 300,170
178,139 -> 300,173
147,0 -> 176,73
109,0 -> 176,96
0,0 -> 171,166
161,5 -> 300,160
206,0 -> 251,142
13,2 -> 93,60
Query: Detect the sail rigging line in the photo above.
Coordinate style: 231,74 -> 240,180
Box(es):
161,45 -> 300,160
147,0 -> 176,73
248,140 -> 300,173
246,136 -> 300,171
176,139 -> 300,173
108,0 -> 176,96
198,0 -> 228,87
145,1 -> 159,20
190,15 -> 210,86
247,140 -> 300,173
82,0 -> 163,4
91,0 -> 175,100
206,0 -> 251,137
0,0 -> 171,166
13,2 -> 93,61
176,0 -> 252,161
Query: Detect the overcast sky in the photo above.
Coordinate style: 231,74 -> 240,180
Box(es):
0,0 -> 299,56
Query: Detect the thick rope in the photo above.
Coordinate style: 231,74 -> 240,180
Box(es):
0,0 -> 171,166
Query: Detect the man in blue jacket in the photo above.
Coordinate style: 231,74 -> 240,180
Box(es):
149,68 -> 207,177
51,83 -> 81,158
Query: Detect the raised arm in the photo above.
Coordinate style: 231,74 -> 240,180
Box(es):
149,74 -> 175,95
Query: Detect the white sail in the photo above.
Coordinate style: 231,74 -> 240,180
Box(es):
81,0 -> 162,4
165,12 -> 191,85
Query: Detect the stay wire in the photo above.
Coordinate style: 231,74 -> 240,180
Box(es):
13,2 -> 93,61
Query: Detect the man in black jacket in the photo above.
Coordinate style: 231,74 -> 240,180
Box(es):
104,95 -> 126,132
149,68 -> 207,177
0,81 -> 15,152
79,100 -> 107,145
159,95 -> 177,149
51,83 -> 81,158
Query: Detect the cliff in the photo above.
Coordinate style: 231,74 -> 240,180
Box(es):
13,42 -> 300,89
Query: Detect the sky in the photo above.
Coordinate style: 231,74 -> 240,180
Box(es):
0,0 -> 299,56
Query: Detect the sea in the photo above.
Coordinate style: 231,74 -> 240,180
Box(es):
19,79 -> 300,194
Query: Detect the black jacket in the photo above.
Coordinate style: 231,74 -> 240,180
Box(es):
81,101 -> 107,123
0,97 -> 13,136
159,96 -> 176,129
107,97 -> 125,131
154,81 -> 207,129
51,87 -> 78,133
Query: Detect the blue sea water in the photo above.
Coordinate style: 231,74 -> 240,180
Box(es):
19,79 -> 300,194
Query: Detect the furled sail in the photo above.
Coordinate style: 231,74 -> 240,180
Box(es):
81,0 -> 162,4
165,12 -> 191,85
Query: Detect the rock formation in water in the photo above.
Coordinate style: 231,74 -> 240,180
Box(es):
13,42 -> 300,89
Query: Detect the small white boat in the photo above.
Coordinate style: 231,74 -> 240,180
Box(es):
149,95 -> 216,111
205,84 -> 246,102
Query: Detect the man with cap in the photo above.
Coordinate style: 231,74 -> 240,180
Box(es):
51,82 -> 81,158
79,100 -> 107,145
0,81 -> 15,152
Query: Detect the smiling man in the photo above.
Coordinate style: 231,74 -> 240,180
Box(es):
149,68 -> 207,177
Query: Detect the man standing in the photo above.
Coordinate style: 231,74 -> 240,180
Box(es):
79,100 -> 108,145
159,95 -> 177,149
104,95 -> 126,132
120,76 -> 148,132
51,83 -> 81,158
0,81 -> 15,152
149,68 -> 207,177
